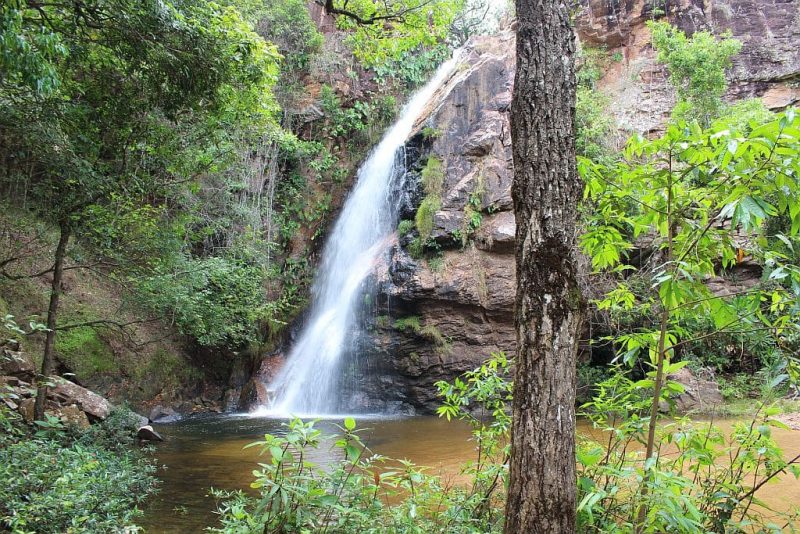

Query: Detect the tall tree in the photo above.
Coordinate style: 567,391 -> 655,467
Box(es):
504,0 -> 582,531
1,0 -> 280,420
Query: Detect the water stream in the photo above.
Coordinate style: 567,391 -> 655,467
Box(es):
266,53 -> 461,416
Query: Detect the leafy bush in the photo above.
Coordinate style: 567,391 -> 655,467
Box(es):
136,255 -> 268,347
397,219 -> 415,236
578,371 -> 800,532
255,0 -> 323,71
0,406 -> 158,533
212,354 -> 512,533
649,21 -> 742,125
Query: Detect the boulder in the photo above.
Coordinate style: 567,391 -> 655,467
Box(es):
56,404 -> 91,429
50,377 -> 112,420
137,425 -> 164,442
0,349 -> 35,379
18,397 -> 35,423
148,405 -> 182,424
475,211 -> 515,254
663,367 -> 724,412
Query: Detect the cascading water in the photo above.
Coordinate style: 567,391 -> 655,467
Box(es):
266,53 -> 461,416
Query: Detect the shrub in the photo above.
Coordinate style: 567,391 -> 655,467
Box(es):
0,406 -> 158,533
212,354 -> 512,533
648,21 -> 742,125
256,0 -> 323,71
415,195 -> 441,242
397,219 -> 415,236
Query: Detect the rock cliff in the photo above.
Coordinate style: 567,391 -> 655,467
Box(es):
363,0 -> 800,412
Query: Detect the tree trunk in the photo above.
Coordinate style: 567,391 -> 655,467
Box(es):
33,220 -> 71,421
504,0 -> 582,531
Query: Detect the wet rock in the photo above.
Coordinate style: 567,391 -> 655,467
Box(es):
137,425 -> 164,442
222,388 -> 240,412
255,353 -> 284,385
238,379 -> 270,412
149,405 -> 182,424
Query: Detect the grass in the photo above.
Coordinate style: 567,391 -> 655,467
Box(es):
393,316 -> 422,333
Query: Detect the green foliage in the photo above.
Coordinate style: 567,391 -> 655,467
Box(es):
578,372 -> 800,532
136,256 -> 269,347
397,219 -> 415,236
649,21 -> 742,125
0,5 -> 67,97
330,0 -> 462,67
320,85 -> 371,137
254,0 -> 323,71
576,86 -> 614,160
0,0 -> 288,354
413,156 -> 445,250
0,406 -> 158,533
580,109 -> 800,528
213,353 -> 511,533
421,155 -> 445,195
392,315 -> 422,333
581,110 -> 800,370
372,45 -> 451,88
415,196 -> 442,243
575,47 -> 614,160
55,327 -> 116,380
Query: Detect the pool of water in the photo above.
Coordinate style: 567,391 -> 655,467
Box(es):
139,414 -> 800,532
139,414 -> 476,532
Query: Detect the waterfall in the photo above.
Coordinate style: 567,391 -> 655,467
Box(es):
266,53 -> 461,416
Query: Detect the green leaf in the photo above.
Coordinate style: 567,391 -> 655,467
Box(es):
344,417 -> 356,431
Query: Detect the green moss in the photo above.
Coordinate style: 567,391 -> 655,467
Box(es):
427,254 -> 444,273
421,126 -> 441,140
415,196 -> 441,242
421,156 -> 444,196
393,316 -> 421,334
397,219 -> 415,236
408,237 -> 424,259
419,324 -> 446,347
55,327 -> 117,379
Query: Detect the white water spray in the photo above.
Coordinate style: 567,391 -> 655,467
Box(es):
266,53 -> 460,416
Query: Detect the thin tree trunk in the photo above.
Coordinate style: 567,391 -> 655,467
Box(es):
33,220 -> 71,421
504,0 -> 582,531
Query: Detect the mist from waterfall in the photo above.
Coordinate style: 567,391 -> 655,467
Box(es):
265,53 -> 460,416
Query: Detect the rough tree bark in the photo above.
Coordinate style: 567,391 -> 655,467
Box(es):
33,220 -> 71,421
504,0 -> 583,531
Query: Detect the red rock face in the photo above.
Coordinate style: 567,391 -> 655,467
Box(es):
575,0 -> 800,130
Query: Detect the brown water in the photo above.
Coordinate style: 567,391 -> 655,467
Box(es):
139,414 -> 800,533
